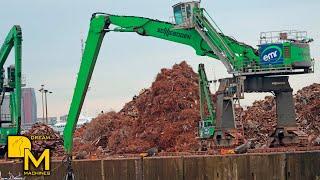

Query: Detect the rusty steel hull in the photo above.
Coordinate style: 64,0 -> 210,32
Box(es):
0,151 -> 319,180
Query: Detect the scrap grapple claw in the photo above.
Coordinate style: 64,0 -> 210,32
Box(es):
64,155 -> 75,180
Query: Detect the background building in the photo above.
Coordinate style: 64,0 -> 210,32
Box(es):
0,95 -> 10,120
59,114 -> 68,122
21,88 -> 37,129
0,87 -> 37,130
37,117 -> 57,125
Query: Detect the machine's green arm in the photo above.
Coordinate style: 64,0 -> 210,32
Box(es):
63,16 -> 106,153
107,14 -> 220,59
198,63 -> 216,138
63,13 -> 259,153
198,63 -> 215,122
0,25 -> 22,134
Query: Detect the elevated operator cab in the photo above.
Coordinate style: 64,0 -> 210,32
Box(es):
173,1 -> 200,28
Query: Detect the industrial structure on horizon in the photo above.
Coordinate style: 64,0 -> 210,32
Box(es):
0,87 -> 37,130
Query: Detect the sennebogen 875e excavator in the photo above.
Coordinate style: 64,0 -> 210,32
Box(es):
63,1 -> 314,178
0,26 -> 22,155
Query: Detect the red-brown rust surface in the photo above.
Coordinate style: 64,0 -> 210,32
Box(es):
14,61 -> 319,159
238,83 -> 320,148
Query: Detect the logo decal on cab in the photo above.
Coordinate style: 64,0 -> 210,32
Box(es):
259,44 -> 284,65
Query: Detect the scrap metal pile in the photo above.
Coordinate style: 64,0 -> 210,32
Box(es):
20,62 -> 320,158
71,62 -> 319,157
73,61 -> 201,158
23,123 -> 65,157
238,83 -> 320,148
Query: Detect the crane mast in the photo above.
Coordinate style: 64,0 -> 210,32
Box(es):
0,25 -> 22,148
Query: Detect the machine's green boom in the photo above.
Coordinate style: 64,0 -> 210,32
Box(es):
96,12 -> 261,73
64,4 -> 313,153
0,25 -> 22,146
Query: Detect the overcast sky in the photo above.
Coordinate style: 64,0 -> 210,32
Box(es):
1,0 -> 319,118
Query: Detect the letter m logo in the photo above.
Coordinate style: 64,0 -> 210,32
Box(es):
24,149 -> 50,171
